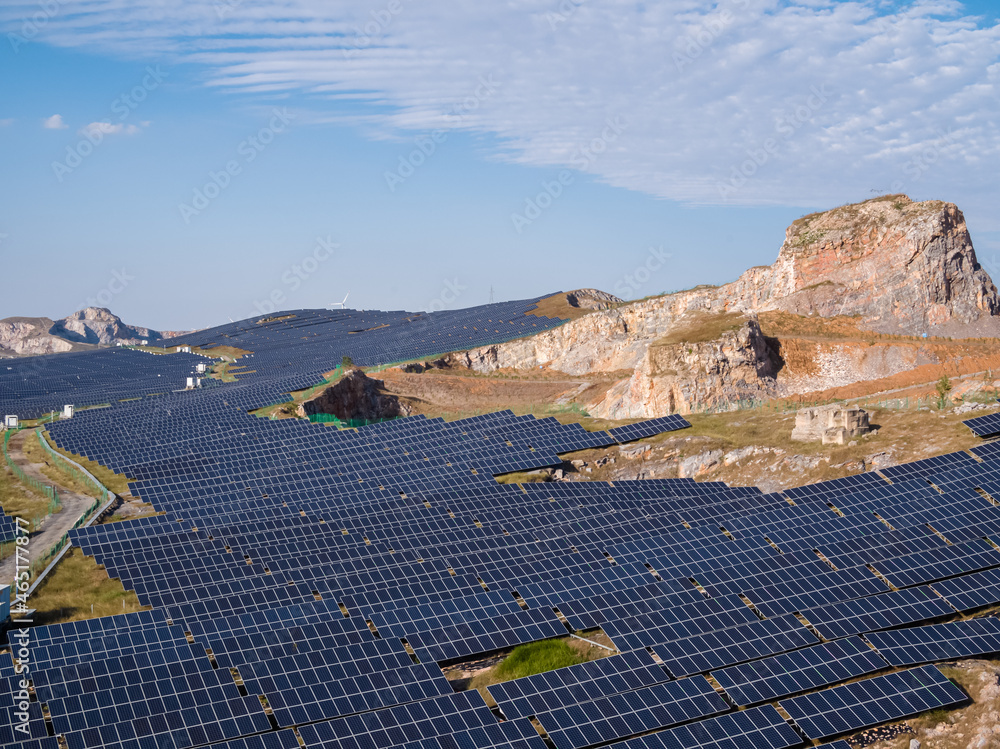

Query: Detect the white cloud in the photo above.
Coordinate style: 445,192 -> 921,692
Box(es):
80,121 -> 143,136
42,114 -> 67,129
0,119 -> 13,127
5,1 -> 1000,220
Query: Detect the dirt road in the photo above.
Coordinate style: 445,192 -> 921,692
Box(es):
0,430 -> 98,585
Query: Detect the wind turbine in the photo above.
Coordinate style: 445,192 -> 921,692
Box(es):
331,292 -> 350,309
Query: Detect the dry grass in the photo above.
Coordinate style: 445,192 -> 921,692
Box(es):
495,470 -> 552,485
21,431 -> 96,497
526,292 -> 596,321
40,430 -> 131,495
654,311 -> 748,346
27,547 -> 149,627
0,464 -> 53,536
546,403 -> 987,492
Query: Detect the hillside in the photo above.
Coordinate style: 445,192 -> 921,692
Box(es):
444,196 -> 1000,417
0,307 -> 186,356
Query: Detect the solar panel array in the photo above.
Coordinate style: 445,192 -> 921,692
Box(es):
0,298 -> 570,420
5,297 -> 1000,749
779,665 -> 967,740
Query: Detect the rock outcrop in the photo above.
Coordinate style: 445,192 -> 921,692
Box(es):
791,405 -> 871,445
445,196 -> 1000,416
51,307 -> 174,345
0,318 -> 76,356
721,196 -> 1000,336
0,307 -> 184,356
594,320 -> 780,418
566,289 -> 623,310
299,369 -> 412,421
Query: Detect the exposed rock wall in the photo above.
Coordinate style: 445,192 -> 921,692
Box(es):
0,307 -> 185,356
591,321 -> 780,418
0,319 -> 75,355
299,369 -> 412,421
446,196 -> 1000,416
720,196 -> 1000,336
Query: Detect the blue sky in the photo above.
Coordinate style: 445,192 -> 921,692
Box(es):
1,0 -> 999,331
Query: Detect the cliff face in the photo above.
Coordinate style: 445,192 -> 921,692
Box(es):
0,318 -> 76,356
720,196 -> 1000,336
299,369 -> 412,421
0,307 -> 184,356
51,307 -> 171,345
446,196 -> 1000,416
593,321 -> 780,419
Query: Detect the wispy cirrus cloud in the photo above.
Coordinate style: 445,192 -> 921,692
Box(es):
4,0 -> 999,218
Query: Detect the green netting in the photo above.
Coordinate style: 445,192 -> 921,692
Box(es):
3,429 -> 60,510
38,430 -> 111,503
307,414 -> 399,428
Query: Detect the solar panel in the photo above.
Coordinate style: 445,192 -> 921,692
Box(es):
798,587 -> 954,640
534,677 -> 728,749
649,615 -> 818,677
11,296 -> 1000,749
865,617 -> 1000,666
779,665 -> 967,740
711,637 -> 888,706
607,415 -> 691,444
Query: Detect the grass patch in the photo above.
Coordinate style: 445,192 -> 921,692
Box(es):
495,470 -> 552,485
913,707 -> 951,730
654,311 -> 748,347
491,640 -> 588,682
27,546 -> 149,627
40,430 -> 131,495
22,431 -> 95,497
526,292 -> 597,321
0,464 -> 53,538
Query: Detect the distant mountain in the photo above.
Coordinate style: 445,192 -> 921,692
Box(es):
0,307 -> 188,356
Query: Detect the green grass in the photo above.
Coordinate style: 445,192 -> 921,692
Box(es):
39,430 -> 131,495
22,431 -> 95,497
491,640 -> 589,682
25,547 -> 149,627
0,463 -> 53,542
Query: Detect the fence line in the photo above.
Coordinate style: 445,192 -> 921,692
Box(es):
37,430 -> 112,503
3,429 -> 61,511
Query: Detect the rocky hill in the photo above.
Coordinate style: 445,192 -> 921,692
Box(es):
722,195 -> 1000,336
446,196 -> 1000,416
0,307 -> 185,356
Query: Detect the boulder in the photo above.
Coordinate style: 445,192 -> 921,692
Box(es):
791,405 -> 871,443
